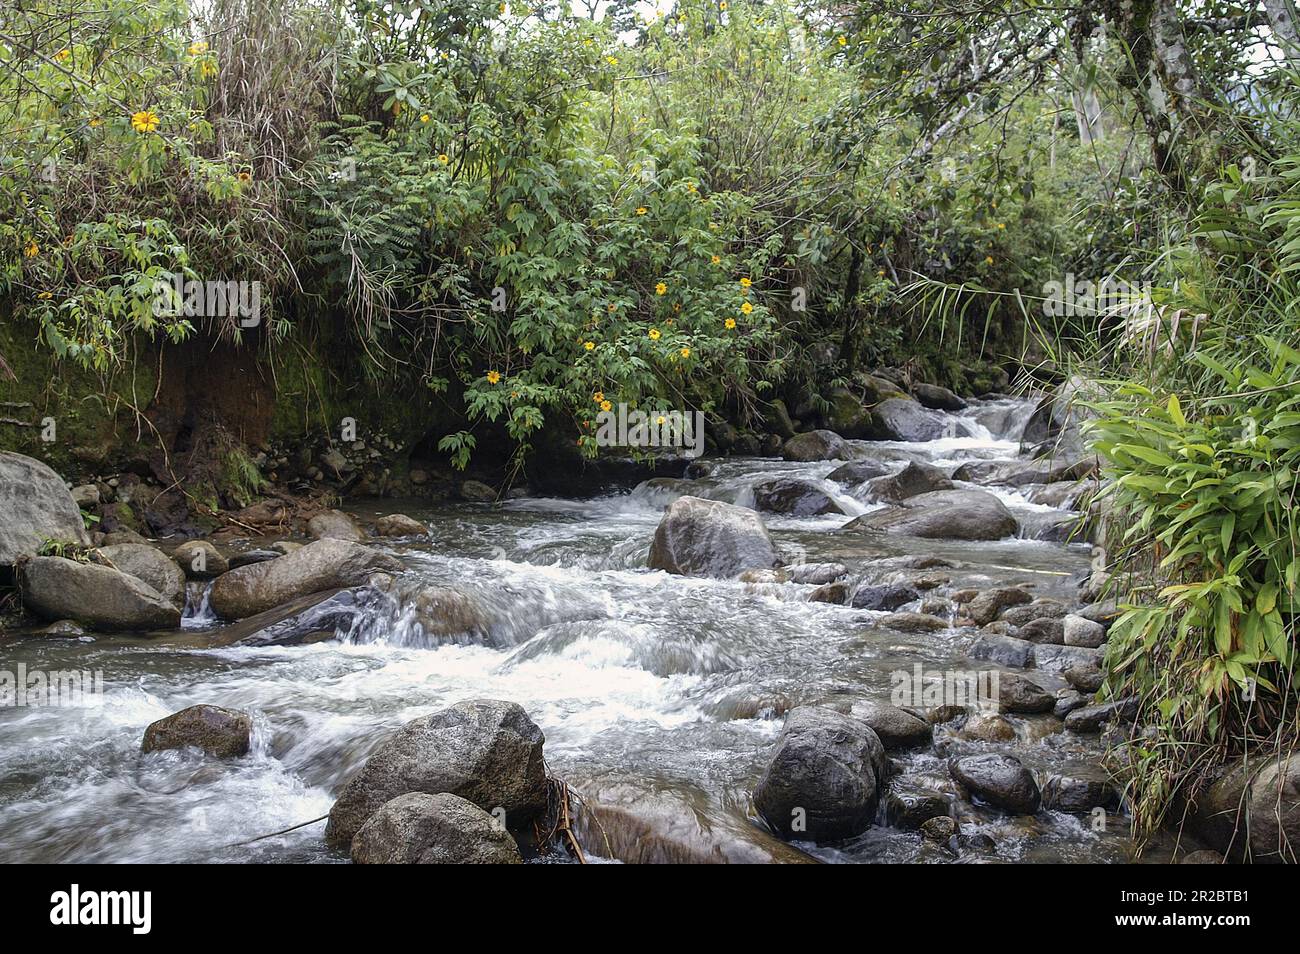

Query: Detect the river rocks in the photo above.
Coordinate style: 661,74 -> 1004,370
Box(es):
825,459 -> 891,485
851,583 -> 918,611
172,540 -> 228,579
228,548 -> 283,569
97,543 -> 186,608
885,789 -> 952,829
1062,614 -> 1107,648
851,701 -> 932,749
324,699 -> 549,847
765,399 -> 797,439
1077,600 -> 1121,629
350,792 -> 522,865
986,673 -> 1055,714
970,633 -> 1034,668
1054,690 -> 1088,718
788,562 -> 847,585
1064,698 -> 1137,732
825,387 -> 879,439
1000,599 -> 1066,626
71,484 -> 101,508
1018,617 -> 1065,644
209,539 -> 403,619
752,477 -> 844,516
949,754 -> 1041,815
863,461 -> 953,502
911,382 -> 966,411
0,451 -> 90,564
845,489 -> 1018,541
1063,662 -> 1104,694
1179,850 -> 1225,864
20,556 -> 182,630
871,397 -> 949,441
459,480 -> 497,502
307,509 -> 364,542
141,704 -> 252,758
959,712 -> 1018,742
1185,753 -> 1300,862
753,707 -> 886,841
39,619 -> 85,637
881,611 -> 948,634
1032,643 -> 1102,675
967,587 -> 1033,626
647,496 -> 779,579
920,815 -> 958,844
808,582 -> 849,604
225,586 -> 378,647
780,430 -> 853,462
1041,774 -> 1122,813
376,513 -> 427,537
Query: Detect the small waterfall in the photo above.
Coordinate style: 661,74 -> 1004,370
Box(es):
181,581 -> 218,630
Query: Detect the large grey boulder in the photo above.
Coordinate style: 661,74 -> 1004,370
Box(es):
20,556 -> 182,630
949,753 -> 1041,814
753,706 -> 887,841
172,540 -> 228,579
325,699 -> 548,847
871,397 -> 951,441
863,461 -> 953,502
97,543 -> 186,608
825,459 -> 891,485
648,496 -> 778,578
0,451 -> 89,564
209,538 -> 402,619
350,792 -> 523,864
751,478 -> 843,516
844,489 -> 1019,541
141,704 -> 252,758
1185,753 -> 1300,862
911,382 -> 967,411
780,430 -> 853,462
851,701 -> 932,749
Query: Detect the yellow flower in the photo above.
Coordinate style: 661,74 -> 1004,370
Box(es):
38,291 -> 52,299
88,117 -> 102,128
877,269 -> 886,277
130,110 -> 160,134
687,182 -> 697,193
837,36 -> 847,46
635,207 -> 647,216
711,255 -> 721,265
237,171 -> 252,183
606,56 -> 619,66
607,302 -> 617,313
499,3 -> 507,12
991,200 -> 998,208
655,282 -> 667,295
984,256 -> 995,266
672,302 -> 681,313
708,222 -> 718,230
648,328 -> 661,340
593,391 -> 604,403
188,41 -> 208,56
420,113 -> 431,123
600,400 -> 612,412
441,52 -> 450,59
719,1 -> 727,9
438,154 -> 450,164
22,241 -> 39,258
199,61 -> 217,79
740,301 -> 753,314
584,341 -> 595,351
56,48 -> 71,62
997,222 -> 1005,229
739,277 -> 752,288
724,318 -> 736,329
486,370 -> 502,384
679,347 -> 691,358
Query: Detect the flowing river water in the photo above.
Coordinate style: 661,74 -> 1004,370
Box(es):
0,397 -> 1173,863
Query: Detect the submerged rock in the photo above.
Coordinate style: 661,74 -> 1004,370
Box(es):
20,556 -> 182,630
141,704 -> 252,758
324,699 -> 549,847
350,792 -> 522,865
825,459 -> 891,486
0,451 -> 90,565
949,753 -> 1041,815
851,583 -> 919,611
647,496 -> 779,579
209,538 -> 402,619
844,489 -> 1018,541
753,706 -> 886,841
